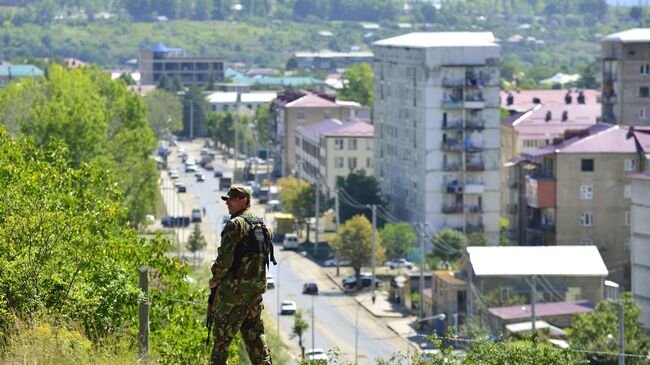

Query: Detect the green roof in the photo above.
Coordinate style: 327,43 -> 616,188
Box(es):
0,65 -> 44,78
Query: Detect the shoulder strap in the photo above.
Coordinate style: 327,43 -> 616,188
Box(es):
238,213 -> 262,226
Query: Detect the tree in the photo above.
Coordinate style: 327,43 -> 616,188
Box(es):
187,223 -> 207,264
467,232 -> 488,246
576,62 -> 599,89
182,85 -> 211,138
330,215 -> 385,286
291,309 -> 309,360
570,293 -> 650,365
336,170 -> 383,225
432,228 -> 467,263
118,72 -> 136,85
338,63 -> 374,107
144,89 -> 183,139
379,222 -> 417,260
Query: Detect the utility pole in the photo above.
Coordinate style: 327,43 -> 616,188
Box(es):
531,275 -> 537,333
371,204 -> 377,304
311,295 -> 315,353
138,267 -> 149,358
419,225 -> 425,319
189,99 -> 194,140
619,301 -> 625,365
335,187 -> 341,276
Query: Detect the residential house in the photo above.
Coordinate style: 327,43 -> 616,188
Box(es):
0,64 -> 44,87
430,270 -> 467,328
139,42 -> 224,86
206,91 -> 277,114
488,300 -> 594,334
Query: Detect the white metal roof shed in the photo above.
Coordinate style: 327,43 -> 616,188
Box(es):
467,246 -> 608,277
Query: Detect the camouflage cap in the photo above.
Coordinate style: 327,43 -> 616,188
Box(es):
221,185 -> 252,201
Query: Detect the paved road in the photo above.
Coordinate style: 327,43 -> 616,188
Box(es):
164,140 -> 408,364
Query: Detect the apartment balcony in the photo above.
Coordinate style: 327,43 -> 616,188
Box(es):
442,79 -> 465,88
442,122 -> 463,130
464,183 -> 485,194
603,73 -> 617,83
441,140 -> 462,152
442,100 -> 464,109
465,120 -> 485,131
466,144 -> 485,153
443,163 -> 461,171
508,204 -> 518,214
507,229 -> 519,241
442,203 -> 463,214
467,205 -> 483,214
525,225 -> 556,246
465,223 -> 485,233
525,176 -> 556,209
465,76 -> 486,88
602,92 -> 617,104
508,179 -> 518,189
466,161 -> 485,172
464,96 -> 485,109
444,181 -> 463,194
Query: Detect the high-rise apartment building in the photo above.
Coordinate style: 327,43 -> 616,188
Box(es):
373,32 -> 501,242
631,171 -> 650,330
602,29 -> 650,126
139,43 -> 224,86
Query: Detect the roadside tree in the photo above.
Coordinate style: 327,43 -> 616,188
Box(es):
291,309 -> 309,360
336,170 -> 383,225
144,89 -> 183,139
187,223 -> 207,265
379,222 -> 417,260
330,215 -> 385,286
432,228 -> 467,263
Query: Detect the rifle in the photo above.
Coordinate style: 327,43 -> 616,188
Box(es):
205,287 -> 216,349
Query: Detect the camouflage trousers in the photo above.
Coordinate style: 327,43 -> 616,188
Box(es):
210,289 -> 272,365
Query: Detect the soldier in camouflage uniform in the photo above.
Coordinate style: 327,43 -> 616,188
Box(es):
209,186 -> 273,365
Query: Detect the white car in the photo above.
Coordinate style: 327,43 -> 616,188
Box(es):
280,300 -> 297,315
384,258 -> 414,270
266,274 -> 275,289
323,258 -> 351,267
306,348 -> 328,364
282,233 -> 299,250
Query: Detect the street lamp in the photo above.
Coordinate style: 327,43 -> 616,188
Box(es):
276,252 -> 300,331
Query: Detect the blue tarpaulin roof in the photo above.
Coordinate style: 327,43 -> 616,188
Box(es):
0,65 -> 44,77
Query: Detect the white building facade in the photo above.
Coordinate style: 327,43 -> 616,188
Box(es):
631,172 -> 650,330
372,32 -> 501,242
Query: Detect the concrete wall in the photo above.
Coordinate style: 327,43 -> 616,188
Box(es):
631,176 -> 650,330
555,153 -> 636,288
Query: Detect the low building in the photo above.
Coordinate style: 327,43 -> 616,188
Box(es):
206,91 -> 277,113
488,300 -> 594,334
515,124 -> 650,288
294,50 -> 374,71
431,271 -> 467,327
0,64 -> 44,87
630,171 -> 650,331
295,118 -> 373,193
500,89 -> 601,243
139,42 -> 224,86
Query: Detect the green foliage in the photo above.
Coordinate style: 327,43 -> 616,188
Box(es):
336,170 -> 383,225
187,223 -> 207,263
576,61 -> 600,89
144,89 -> 183,139
379,222 -> 417,260
432,228 -> 467,262
291,309 -> 309,359
182,85 -> 211,138
338,63 -> 373,107
569,293 -> 650,365
330,215 -> 385,282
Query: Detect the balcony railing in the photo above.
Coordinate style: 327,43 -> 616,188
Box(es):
508,204 -> 518,214
445,182 -> 463,194
442,100 -> 464,109
465,223 -> 484,233
465,121 -> 485,130
442,204 -> 463,214
508,179 -> 518,189
466,144 -> 485,153
466,162 -> 485,171
467,205 -> 483,214
442,79 -> 465,88
442,122 -> 463,130
443,163 -> 461,171
441,140 -> 462,152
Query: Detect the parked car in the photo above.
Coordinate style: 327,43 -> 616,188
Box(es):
170,171 -> 180,180
323,258 -> 351,267
384,258 -> 414,270
305,348 -> 328,364
195,173 -> 205,182
266,274 -> 275,289
214,170 -> 223,178
302,282 -> 318,295
280,300 -> 297,315
185,164 -> 197,173
282,233 -> 299,250
191,209 -> 202,222
176,184 -> 186,193
203,162 -> 214,171
162,216 -> 190,227
342,273 -> 382,290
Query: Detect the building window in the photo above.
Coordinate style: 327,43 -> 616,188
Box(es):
580,212 -> 593,227
640,87 -> 650,98
581,239 -> 593,246
624,239 -> 631,252
324,111 -> 331,119
624,184 -> 631,199
581,159 -> 594,172
348,139 -> 357,150
366,157 -> 372,168
625,211 -> 630,226
641,108 -> 648,120
367,140 -> 373,150
334,139 -> 344,150
624,159 -> 637,172
580,185 -> 593,200
642,64 -> 650,76
348,157 -> 357,169
297,110 -> 305,119
334,157 -> 344,168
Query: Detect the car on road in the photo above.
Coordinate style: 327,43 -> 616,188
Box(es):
203,162 -> 214,171
305,348 -> 328,364
176,184 -> 186,193
302,282 -> 318,295
191,209 -> 202,222
214,170 -> 223,178
342,273 -> 382,290
170,170 -> 180,180
266,274 -> 275,289
195,173 -> 205,182
323,258 -> 351,267
282,233 -> 299,250
383,258 -> 414,270
185,164 -> 197,173
280,300 -> 297,315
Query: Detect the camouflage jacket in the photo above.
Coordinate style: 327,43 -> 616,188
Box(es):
210,208 -> 268,296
